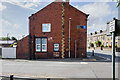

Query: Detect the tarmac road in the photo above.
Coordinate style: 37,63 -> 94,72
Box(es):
0,49 -> 119,79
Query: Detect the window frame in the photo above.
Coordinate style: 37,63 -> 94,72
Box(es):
42,23 -> 51,32
36,38 -> 41,52
54,43 -> 59,52
41,38 -> 47,52
35,37 -> 47,53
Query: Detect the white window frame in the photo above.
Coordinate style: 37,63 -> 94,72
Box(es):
36,38 -> 41,52
54,43 -> 59,51
36,38 -> 47,52
42,38 -> 47,52
42,23 -> 51,32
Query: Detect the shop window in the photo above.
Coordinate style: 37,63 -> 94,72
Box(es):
54,43 -> 59,51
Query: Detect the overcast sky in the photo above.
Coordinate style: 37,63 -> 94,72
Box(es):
0,0 -> 118,40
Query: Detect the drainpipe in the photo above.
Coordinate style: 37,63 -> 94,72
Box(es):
33,35 -> 35,59
61,2 -> 65,59
69,18 -> 71,58
28,34 -> 31,60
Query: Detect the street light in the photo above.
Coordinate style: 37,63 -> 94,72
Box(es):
69,18 -> 71,58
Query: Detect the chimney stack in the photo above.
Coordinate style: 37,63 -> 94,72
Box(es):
65,0 -> 69,5
54,0 -> 63,2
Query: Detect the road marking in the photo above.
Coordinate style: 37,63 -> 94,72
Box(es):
54,62 -> 88,64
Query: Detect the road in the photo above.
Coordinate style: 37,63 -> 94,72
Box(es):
0,50 -> 119,79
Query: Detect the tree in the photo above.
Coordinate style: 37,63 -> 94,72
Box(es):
11,37 -> 17,41
113,0 -> 120,7
117,2 -> 120,7
0,36 -> 17,41
117,0 -> 120,7
1,37 -> 11,40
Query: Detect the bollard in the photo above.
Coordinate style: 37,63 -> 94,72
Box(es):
10,75 -> 13,80
47,78 -> 50,80
92,50 -> 94,56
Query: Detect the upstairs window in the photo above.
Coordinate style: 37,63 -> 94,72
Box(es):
54,43 -> 59,51
42,23 -> 51,32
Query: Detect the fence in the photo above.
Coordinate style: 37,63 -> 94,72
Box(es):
2,47 -> 16,58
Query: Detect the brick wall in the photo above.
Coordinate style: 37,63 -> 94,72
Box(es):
64,3 -> 87,58
16,35 -> 29,59
29,2 -> 63,59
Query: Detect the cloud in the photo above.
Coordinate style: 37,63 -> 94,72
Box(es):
76,3 -> 112,19
1,0 -> 47,11
0,2 -> 6,11
74,2 -> 116,33
1,19 -> 21,29
2,19 -> 11,26
13,24 -> 21,29
6,1 -> 39,11
1,19 -> 23,38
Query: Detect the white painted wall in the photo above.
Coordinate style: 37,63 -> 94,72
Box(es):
2,47 -> 16,58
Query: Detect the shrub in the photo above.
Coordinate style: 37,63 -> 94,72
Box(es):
100,44 -> 104,47
95,40 -> 102,47
90,43 -> 94,47
115,44 -> 117,48
105,45 -> 108,48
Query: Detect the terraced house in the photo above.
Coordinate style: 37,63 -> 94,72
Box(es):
17,0 -> 89,59
87,30 -> 120,48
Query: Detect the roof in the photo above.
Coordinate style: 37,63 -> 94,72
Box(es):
87,30 -> 110,37
0,40 -> 15,44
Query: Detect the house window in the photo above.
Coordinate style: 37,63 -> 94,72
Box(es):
36,38 -> 47,52
36,38 -> 41,52
103,36 -> 105,40
42,38 -> 47,52
54,43 -> 59,51
42,23 -> 51,32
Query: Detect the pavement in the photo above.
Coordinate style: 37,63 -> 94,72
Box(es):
0,50 -> 120,80
87,49 -> 120,62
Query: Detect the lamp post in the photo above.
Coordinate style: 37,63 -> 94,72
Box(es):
69,18 -> 71,58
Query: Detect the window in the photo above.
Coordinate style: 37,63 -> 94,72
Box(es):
36,38 -> 41,52
54,43 -> 59,51
42,24 -> 51,32
36,38 -> 47,52
103,36 -> 105,40
97,37 -> 99,40
42,38 -> 47,52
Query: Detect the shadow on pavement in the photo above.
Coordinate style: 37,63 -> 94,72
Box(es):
1,77 -> 119,80
87,52 -> 120,62
1,52 -> 120,63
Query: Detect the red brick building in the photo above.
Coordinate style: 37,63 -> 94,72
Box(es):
17,0 -> 89,59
